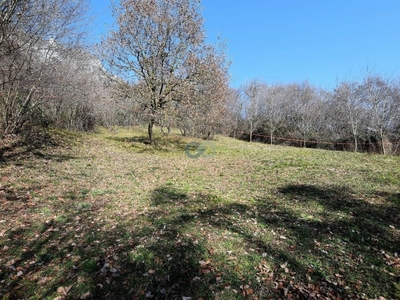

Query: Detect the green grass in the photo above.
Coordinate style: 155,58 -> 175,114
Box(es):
0,126 -> 399,299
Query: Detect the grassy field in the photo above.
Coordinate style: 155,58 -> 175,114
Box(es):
0,127 -> 399,300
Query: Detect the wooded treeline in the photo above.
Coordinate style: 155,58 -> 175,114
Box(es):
0,0 -> 110,139
228,77 -> 400,155
1,0 -> 399,154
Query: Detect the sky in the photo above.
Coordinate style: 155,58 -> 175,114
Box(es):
88,0 -> 400,90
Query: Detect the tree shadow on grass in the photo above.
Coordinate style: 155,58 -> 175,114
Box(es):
147,186 -> 354,299
264,184 -> 400,298
0,200 -> 138,299
107,136 -> 151,145
1,187 -> 240,300
1,183 -> 399,299
0,138 -> 76,168
123,184 -> 400,299
277,184 -> 399,253
106,135 -> 188,154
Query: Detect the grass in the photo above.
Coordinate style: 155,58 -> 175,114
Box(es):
0,126 -> 399,299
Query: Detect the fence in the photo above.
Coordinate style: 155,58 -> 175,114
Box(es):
250,133 -> 400,155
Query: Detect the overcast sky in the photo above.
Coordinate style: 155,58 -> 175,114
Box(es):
89,0 -> 400,90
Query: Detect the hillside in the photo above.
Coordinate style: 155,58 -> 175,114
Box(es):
0,127 -> 399,299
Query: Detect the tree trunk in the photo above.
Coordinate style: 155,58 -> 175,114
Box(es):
148,118 -> 155,145
381,134 -> 386,155
353,134 -> 358,153
270,128 -> 273,145
249,121 -> 253,143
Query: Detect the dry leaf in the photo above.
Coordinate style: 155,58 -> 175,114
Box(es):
57,285 -> 72,296
245,288 -> 253,295
38,277 -> 51,284
80,291 -> 92,299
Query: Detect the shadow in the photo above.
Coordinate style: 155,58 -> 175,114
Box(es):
277,184 -> 400,253
31,151 -> 76,162
1,186 -> 230,300
0,187 -> 31,202
1,183 -> 399,299
107,136 -> 151,145
106,135 -> 188,154
152,186 -> 188,206
0,136 -> 76,168
146,186 -> 354,299
0,205 -> 138,299
268,184 -> 400,298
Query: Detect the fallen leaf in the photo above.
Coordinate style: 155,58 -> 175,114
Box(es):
6,259 -> 15,267
38,277 -> 51,284
0,229 -> 9,237
80,291 -> 92,299
245,288 -> 253,295
57,285 -> 72,296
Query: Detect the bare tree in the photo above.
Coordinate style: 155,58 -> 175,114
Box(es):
310,89 -> 339,149
101,0 -> 228,144
262,84 -> 286,145
360,75 -> 400,155
42,46 -> 107,131
224,88 -> 243,139
333,81 -> 366,152
242,80 -> 265,142
285,82 -> 319,147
